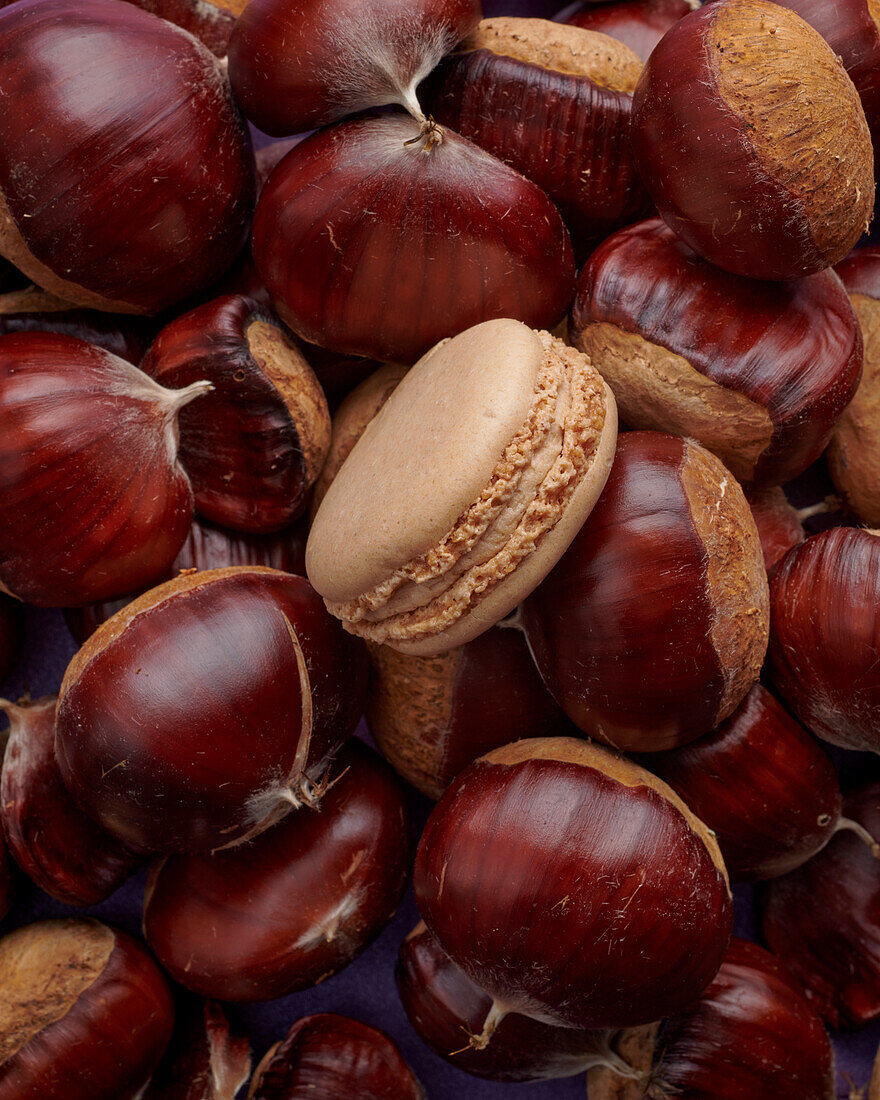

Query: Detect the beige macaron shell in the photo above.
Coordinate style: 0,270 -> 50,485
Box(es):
306,319 -> 547,603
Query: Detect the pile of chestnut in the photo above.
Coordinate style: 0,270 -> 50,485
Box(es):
1,0 -> 880,1096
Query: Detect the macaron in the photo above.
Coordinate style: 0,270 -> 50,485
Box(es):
306,319 -> 618,656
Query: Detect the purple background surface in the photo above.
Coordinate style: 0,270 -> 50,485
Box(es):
4,0 -> 880,1095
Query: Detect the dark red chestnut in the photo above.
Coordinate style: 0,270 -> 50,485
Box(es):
587,939 -> 835,1100
247,1014 -> 425,1100
571,218 -> 863,484
252,114 -> 575,362
0,332 -> 208,607
631,0 -> 874,280
0,696 -> 143,905
0,595 -> 22,684
763,783 -> 880,1030
0,0 -> 255,315
368,624 -> 566,798
142,998 -> 250,1100
143,740 -> 410,1001
0,918 -> 174,1100
228,0 -> 482,135
142,295 -> 331,532
769,528 -> 880,753
56,567 -> 368,852
415,737 -> 733,1036
644,684 -> 844,880
124,0 -> 244,56
522,431 -> 769,752
420,18 -> 651,256
396,922 -> 620,1081
746,485 -> 806,574
557,0 -> 700,62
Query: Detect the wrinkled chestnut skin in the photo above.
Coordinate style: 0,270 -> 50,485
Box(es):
0,919 -> 174,1100
763,783 -> 880,1030
56,568 -> 368,852
0,595 -> 22,683
769,528 -> 880,752
253,114 -> 575,363
645,685 -> 841,880
229,0 -> 481,135
746,486 -> 805,575
396,923 -> 612,1081
143,741 -> 411,1001
558,0 -> 698,61
415,738 -> 733,1031
142,998 -> 250,1100
1,697 -> 144,904
142,295 -> 330,532
523,432 -> 768,752
368,625 -> 566,798
248,1014 -> 425,1100
571,219 -> 863,485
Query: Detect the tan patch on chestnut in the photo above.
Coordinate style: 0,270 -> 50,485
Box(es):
483,737 -> 730,886
586,1024 -> 658,1100
0,286 -> 77,315
0,918 -> 114,1063
710,0 -> 874,263
828,293 -> 880,525
575,322 -> 772,483
463,17 -> 642,93
246,320 -> 331,486
680,441 -> 769,726
366,642 -> 459,800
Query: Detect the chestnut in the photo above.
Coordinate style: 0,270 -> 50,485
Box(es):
368,624 -> 566,799
769,528 -> 880,753
420,18 -> 651,256
55,567 -> 369,852
142,295 -> 331,533
143,740 -> 411,1001
142,998 -> 250,1100
247,1014 -> 425,1100
252,114 -> 575,362
228,0 -> 481,135
762,782 -> 880,1030
0,918 -> 174,1100
586,939 -> 836,1100
643,684 -> 844,880
414,737 -> 733,1037
570,218 -> 863,485
522,431 -> 769,752
631,0 -> 874,279
124,0 -> 243,56
0,331 -> 209,607
557,0 -> 700,62
0,0 -> 255,315
0,696 -> 143,905
746,485 -> 806,575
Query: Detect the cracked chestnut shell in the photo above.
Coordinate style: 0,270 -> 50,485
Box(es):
522,431 -> 769,752
571,218 -> 863,485
143,740 -> 411,1001
55,567 -> 368,852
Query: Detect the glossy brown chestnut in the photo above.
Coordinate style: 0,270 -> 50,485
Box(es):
123,0 -> 244,56
587,939 -> 835,1100
644,684 -> 843,880
522,432 -> 769,752
420,19 -> 651,256
143,740 -> 410,1001
631,0 -> 874,280
0,0 -> 254,315
769,528 -> 880,753
558,0 -> 700,61
142,295 -> 331,532
570,219 -> 863,484
143,998 -> 250,1100
0,332 -> 208,607
746,486 -> 806,574
0,696 -> 143,905
0,594 -> 22,684
252,114 -> 575,362
247,1014 -> 425,1100
763,783 -> 880,1030
56,567 -> 369,852
368,624 -> 566,799
396,923 -> 621,1081
415,737 -> 733,1035
228,0 -> 481,135
0,918 -> 174,1100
